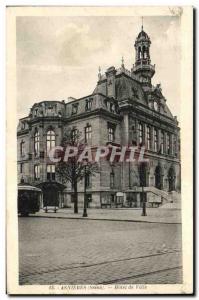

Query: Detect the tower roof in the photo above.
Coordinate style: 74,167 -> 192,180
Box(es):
138,30 -> 149,39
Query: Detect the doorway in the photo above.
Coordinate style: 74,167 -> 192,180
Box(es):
155,165 -> 162,190
43,186 -> 59,207
168,167 -> 176,192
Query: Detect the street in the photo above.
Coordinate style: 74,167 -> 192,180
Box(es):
18,217 -> 182,285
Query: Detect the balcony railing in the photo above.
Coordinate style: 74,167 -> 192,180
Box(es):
132,63 -> 155,73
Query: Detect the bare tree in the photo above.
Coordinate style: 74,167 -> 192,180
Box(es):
56,128 -> 98,214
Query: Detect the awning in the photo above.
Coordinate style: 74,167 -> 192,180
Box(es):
36,181 -> 66,191
18,183 -> 42,192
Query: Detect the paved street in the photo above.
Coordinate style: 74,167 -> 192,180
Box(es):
35,207 -> 181,224
18,217 -> 182,285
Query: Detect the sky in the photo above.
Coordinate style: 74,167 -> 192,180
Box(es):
17,16 -> 181,120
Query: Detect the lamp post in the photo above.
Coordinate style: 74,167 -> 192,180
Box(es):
83,164 -> 88,217
130,162 -> 148,216
140,162 -> 147,216
141,183 -> 147,216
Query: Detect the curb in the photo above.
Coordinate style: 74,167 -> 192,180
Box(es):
26,214 -> 182,225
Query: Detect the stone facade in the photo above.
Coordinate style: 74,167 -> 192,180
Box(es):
17,27 -> 181,208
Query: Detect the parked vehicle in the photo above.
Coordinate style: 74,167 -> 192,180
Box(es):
18,183 -> 42,216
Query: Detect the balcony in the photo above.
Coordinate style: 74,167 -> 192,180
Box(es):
132,63 -> 155,73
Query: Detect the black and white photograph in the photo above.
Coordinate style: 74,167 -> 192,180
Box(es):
6,6 -> 193,295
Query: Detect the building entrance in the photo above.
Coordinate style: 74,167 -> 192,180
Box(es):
155,165 -> 162,190
168,167 -> 176,192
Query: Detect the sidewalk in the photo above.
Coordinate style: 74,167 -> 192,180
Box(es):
31,207 -> 181,224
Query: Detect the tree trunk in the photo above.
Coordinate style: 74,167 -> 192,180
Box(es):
73,180 -> 78,214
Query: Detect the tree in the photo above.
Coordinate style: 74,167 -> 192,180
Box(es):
55,128 -> 98,214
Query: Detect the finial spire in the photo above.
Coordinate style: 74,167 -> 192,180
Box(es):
121,56 -> 125,70
141,16 -> 143,31
98,66 -> 101,80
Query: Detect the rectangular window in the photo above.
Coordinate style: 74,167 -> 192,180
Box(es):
47,164 -> 55,181
166,133 -> 171,155
160,131 -> 164,154
108,127 -> 114,142
108,124 -> 115,142
34,131 -> 40,157
138,123 -> 144,145
47,130 -> 56,152
71,128 -> 78,143
20,141 -> 25,157
146,126 -> 151,150
34,165 -> 40,180
85,125 -> 92,142
154,128 -> 158,152
173,136 -> 177,157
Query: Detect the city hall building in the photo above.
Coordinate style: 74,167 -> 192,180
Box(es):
17,27 -> 181,208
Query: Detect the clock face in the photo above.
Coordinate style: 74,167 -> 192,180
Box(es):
154,101 -> 159,111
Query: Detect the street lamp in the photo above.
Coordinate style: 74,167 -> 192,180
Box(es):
83,163 -> 88,217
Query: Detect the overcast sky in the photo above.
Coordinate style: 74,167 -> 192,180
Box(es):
17,16 -> 181,120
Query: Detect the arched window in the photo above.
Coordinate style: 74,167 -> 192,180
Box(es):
47,130 -> 56,152
155,165 -> 163,190
34,130 -> 40,157
110,171 -> 115,189
168,167 -> 176,191
142,46 -> 146,59
143,46 -> 148,59
138,47 -> 142,59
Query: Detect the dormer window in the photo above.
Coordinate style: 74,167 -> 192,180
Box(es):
47,106 -> 53,116
132,87 -> 138,98
85,98 -> 92,111
110,103 -> 115,113
34,109 -> 38,117
72,103 -> 79,115
154,101 -> 159,111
